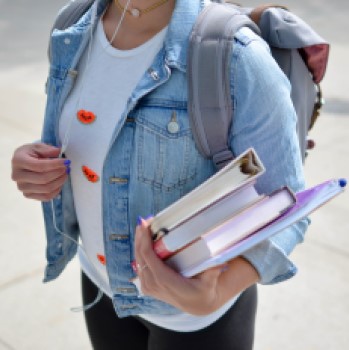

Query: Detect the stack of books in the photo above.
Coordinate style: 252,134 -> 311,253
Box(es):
147,148 -> 346,277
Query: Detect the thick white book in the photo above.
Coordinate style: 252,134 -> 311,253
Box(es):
150,148 -> 265,239
153,182 -> 263,259
165,187 -> 296,272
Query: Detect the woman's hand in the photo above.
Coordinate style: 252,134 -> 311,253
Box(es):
11,143 -> 70,201
134,217 -> 225,315
134,217 -> 260,315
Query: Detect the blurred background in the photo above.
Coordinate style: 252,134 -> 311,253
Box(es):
0,0 -> 348,349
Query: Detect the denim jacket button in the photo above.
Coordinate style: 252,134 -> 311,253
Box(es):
148,68 -> 160,81
109,234 -> 129,241
116,287 -> 136,294
64,38 -> 71,45
167,121 -> 180,134
109,177 -> 128,184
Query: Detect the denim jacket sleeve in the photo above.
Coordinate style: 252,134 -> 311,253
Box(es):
229,28 -> 310,285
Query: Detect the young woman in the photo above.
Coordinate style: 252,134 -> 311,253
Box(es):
11,0 -> 308,349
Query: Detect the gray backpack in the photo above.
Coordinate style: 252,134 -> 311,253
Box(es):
50,0 -> 330,169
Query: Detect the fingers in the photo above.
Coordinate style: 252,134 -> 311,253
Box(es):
18,171 -> 68,202
11,143 -> 70,201
134,218 -> 158,288
134,217 -> 179,295
30,143 -> 62,159
15,166 -> 67,186
134,218 -> 225,314
135,262 -> 149,274
12,143 -> 67,173
134,217 -> 153,266
135,218 -> 223,285
135,218 -> 173,277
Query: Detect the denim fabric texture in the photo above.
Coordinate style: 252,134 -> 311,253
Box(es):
41,0 -> 308,317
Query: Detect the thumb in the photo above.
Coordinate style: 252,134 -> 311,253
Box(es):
32,143 -> 62,159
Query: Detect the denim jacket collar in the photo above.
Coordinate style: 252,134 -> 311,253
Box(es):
164,0 -> 205,71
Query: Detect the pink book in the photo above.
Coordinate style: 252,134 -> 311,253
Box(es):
178,178 -> 347,277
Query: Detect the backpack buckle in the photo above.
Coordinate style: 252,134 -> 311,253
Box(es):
213,149 -> 234,169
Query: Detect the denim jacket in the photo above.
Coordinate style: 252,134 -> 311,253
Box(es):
41,0 -> 308,317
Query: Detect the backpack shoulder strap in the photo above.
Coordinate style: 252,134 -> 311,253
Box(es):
188,2 -> 259,169
48,0 -> 94,61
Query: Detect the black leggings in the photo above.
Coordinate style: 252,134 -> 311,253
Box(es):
82,272 -> 257,350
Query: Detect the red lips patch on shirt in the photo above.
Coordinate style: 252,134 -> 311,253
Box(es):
97,254 -> 106,265
77,109 -> 96,124
82,166 -> 100,183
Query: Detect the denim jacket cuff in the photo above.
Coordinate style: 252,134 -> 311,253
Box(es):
242,239 -> 298,285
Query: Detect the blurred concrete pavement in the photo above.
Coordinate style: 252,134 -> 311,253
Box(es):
0,1 -> 348,349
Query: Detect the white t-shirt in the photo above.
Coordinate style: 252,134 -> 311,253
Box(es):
60,18 -> 167,289
60,18 -> 238,332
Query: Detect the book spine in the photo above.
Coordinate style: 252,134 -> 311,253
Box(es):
153,239 -> 173,259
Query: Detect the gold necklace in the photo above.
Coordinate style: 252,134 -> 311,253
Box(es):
114,0 -> 170,18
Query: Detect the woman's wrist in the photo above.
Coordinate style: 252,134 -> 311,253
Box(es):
215,257 -> 260,308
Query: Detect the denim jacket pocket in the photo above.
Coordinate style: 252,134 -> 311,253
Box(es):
133,106 -> 199,192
